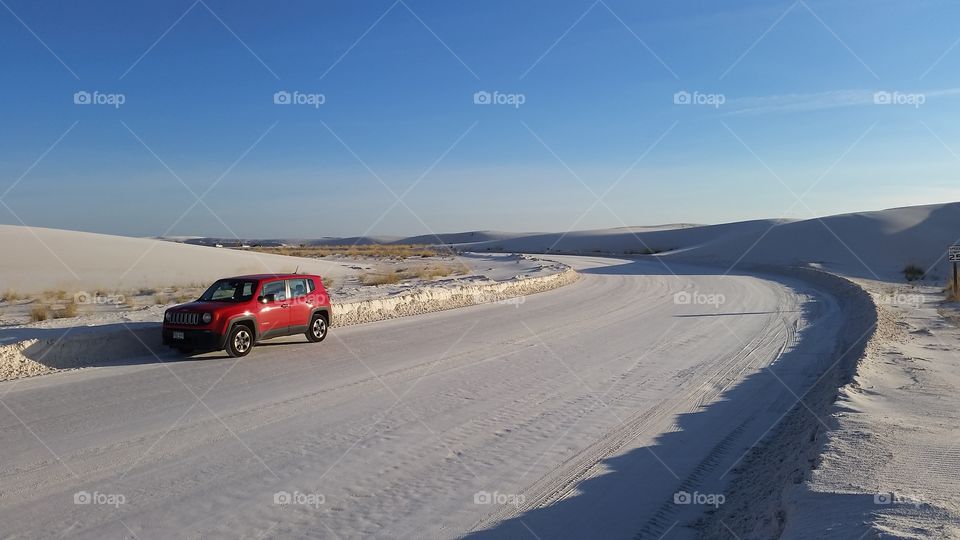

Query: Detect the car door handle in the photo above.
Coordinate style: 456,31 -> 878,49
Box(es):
281,303 -> 289,308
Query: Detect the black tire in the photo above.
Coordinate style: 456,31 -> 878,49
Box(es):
306,313 -> 328,343
226,324 -> 254,357
176,346 -> 194,355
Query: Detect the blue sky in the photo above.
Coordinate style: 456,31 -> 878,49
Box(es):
2,0 -> 960,238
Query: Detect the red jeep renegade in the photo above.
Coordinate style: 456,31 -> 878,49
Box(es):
162,274 -> 331,357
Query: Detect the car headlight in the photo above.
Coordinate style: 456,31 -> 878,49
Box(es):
202,313 -> 212,324
164,311 -> 172,322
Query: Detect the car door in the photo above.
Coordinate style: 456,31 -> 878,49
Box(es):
256,279 -> 290,338
285,278 -> 313,333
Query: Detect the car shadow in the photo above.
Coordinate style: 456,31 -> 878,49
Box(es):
0,322 -> 322,372
0,322 -> 173,370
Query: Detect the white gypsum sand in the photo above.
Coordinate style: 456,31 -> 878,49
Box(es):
459,202 -> 960,282
0,224 -> 353,294
779,282 -> 960,539
0,256 -> 853,539
1,202 -> 959,537
0,265 -> 578,381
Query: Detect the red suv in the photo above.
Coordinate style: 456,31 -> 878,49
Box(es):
162,274 -> 331,357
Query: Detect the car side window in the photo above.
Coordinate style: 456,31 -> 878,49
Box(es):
261,280 -> 287,301
288,278 -> 308,299
210,282 -> 236,300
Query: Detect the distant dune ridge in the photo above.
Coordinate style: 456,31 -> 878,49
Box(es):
456,202 -> 960,281
3,202 -> 959,292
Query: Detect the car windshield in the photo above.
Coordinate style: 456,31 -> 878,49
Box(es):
199,279 -> 257,302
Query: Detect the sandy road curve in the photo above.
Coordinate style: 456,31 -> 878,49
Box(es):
0,256 -> 843,539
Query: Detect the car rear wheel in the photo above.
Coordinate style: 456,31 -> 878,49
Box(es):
306,314 -> 327,343
226,325 -> 254,357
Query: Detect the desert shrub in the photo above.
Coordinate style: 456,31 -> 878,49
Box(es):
52,302 -> 78,319
903,264 -> 925,281
360,272 -> 404,286
1,290 -> 22,303
42,289 -> 67,300
30,304 -> 50,322
413,266 -> 454,280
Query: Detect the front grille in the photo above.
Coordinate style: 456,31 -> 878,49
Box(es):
169,312 -> 200,325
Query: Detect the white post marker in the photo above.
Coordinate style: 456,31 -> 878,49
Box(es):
950,245 -> 960,293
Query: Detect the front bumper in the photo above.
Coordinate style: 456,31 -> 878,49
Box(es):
162,327 -> 225,350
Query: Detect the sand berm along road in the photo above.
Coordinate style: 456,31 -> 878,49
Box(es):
0,256 -> 850,539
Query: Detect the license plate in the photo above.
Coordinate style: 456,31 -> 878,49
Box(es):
173,331 -> 184,340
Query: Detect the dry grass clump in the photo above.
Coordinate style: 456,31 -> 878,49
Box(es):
42,289 -> 68,301
412,266 -> 455,280
51,302 -> 78,319
1,289 -> 23,303
248,244 -> 451,260
946,279 -> 960,302
30,304 -> 50,322
360,271 -> 405,286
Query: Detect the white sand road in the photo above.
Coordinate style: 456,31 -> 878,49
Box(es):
0,256 -> 856,539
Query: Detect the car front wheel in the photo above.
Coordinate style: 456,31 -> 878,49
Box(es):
226,325 -> 254,357
306,314 -> 328,343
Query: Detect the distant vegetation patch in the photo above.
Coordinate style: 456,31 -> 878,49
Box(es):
903,264 -> 926,281
359,263 -> 469,286
244,244 -> 455,260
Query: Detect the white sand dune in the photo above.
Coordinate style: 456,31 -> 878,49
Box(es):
459,202 -> 960,281
678,202 -> 960,280
461,219 -> 780,256
0,225 -> 352,294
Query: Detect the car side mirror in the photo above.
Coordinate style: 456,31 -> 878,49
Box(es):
259,293 -> 276,304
